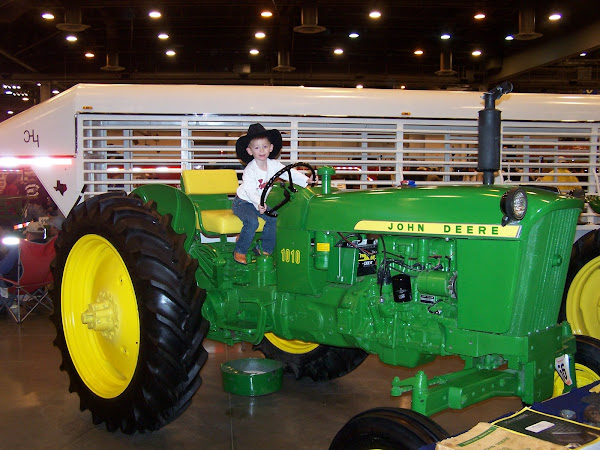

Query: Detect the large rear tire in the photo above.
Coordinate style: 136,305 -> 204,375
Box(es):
553,335 -> 600,397
329,407 -> 449,450
51,193 -> 208,433
255,333 -> 367,381
561,229 -> 600,338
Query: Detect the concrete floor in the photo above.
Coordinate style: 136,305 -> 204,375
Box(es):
0,310 -> 524,449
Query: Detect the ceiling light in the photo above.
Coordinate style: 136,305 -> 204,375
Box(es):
66,35 -> 78,42
580,52 -> 587,57
249,49 -> 259,55
148,11 -> 161,19
474,13 -> 486,20
369,11 -> 381,19
255,31 -> 266,39
334,48 -> 344,55
472,50 -> 482,56
85,52 -> 95,58
440,34 -> 451,40
414,49 -> 424,55
36,83 -> 41,87
22,97 -> 29,102
51,90 -> 59,94
261,11 -> 273,18
41,13 -> 55,20
400,85 -> 406,90
165,50 -> 176,56
505,35 -> 514,40
4,90 -> 12,95
356,84 -> 364,89
7,111 -> 14,115
158,33 -> 169,39
549,13 -> 562,21
349,32 -> 359,38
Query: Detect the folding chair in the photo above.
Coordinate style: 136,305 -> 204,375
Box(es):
0,236 -> 56,323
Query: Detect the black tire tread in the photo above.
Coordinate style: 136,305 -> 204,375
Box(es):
51,192 -> 208,433
254,337 -> 367,381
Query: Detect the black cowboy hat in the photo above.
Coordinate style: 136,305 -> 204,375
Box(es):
235,123 -> 282,164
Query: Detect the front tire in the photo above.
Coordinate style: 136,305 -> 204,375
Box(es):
51,193 -> 208,433
255,333 -> 367,381
553,335 -> 600,397
329,407 -> 449,450
561,229 -> 600,338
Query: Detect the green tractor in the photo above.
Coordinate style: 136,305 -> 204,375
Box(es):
50,84 -> 600,444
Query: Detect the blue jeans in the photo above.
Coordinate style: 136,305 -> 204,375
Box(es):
232,196 -> 277,254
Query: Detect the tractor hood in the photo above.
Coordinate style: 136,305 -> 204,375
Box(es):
304,185 -> 582,239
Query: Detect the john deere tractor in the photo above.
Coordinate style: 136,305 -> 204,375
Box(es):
50,84 -> 600,444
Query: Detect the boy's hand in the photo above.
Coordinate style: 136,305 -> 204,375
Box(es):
307,176 -> 317,185
258,204 -> 267,214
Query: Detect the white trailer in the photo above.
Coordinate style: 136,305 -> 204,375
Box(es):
0,84 -> 598,230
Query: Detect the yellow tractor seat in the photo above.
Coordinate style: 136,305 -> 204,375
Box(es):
181,169 -> 264,235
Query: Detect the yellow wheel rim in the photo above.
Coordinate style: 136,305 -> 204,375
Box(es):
265,332 -> 319,354
553,363 -> 600,397
566,256 -> 600,339
62,234 -> 140,399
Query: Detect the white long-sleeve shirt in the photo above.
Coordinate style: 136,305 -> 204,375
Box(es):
236,159 -> 309,209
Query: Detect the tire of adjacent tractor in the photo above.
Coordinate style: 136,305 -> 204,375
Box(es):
560,229 -> 600,338
329,407 -> 450,450
553,334 -> 600,396
50,192 -> 209,433
254,334 -> 368,381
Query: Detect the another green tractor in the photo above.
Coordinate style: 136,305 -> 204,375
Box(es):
50,84 -> 600,444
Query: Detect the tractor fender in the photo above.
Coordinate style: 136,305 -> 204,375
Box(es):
132,184 -> 197,250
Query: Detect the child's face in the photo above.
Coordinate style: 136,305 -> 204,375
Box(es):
246,137 -> 273,162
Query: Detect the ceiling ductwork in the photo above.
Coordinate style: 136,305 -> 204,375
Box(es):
273,50 -> 296,72
101,19 -> 124,72
56,6 -> 90,32
515,7 -> 542,40
293,6 -> 326,34
435,51 -> 457,76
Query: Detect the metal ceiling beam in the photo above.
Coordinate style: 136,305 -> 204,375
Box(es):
488,20 -> 600,84
0,48 -> 38,72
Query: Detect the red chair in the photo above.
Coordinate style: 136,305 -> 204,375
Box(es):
0,236 -> 56,323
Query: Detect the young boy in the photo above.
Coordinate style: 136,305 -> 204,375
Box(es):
233,123 -> 312,264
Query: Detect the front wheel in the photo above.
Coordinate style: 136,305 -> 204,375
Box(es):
329,407 -> 449,450
553,335 -> 600,397
255,333 -> 367,381
561,229 -> 600,338
51,193 -> 208,433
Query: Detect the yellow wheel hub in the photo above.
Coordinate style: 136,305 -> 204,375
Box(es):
553,363 -> 600,397
265,332 -> 319,354
62,234 -> 140,399
566,255 -> 600,339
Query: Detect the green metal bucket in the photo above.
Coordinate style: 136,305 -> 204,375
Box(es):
221,358 -> 284,396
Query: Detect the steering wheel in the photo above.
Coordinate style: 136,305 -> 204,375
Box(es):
260,162 -> 316,217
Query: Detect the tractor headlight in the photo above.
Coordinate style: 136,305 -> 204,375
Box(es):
501,187 -> 527,225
